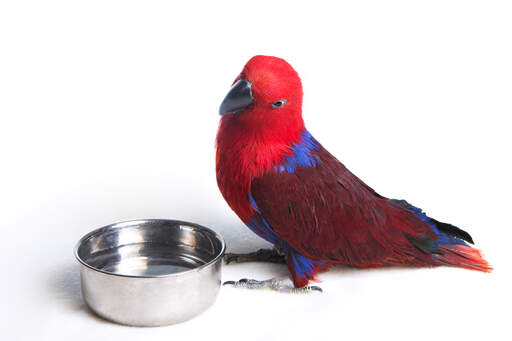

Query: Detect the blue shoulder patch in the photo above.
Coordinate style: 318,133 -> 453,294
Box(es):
275,130 -> 320,174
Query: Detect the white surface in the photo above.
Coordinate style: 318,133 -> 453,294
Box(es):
1,1 -> 511,340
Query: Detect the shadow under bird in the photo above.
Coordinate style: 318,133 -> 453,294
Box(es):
216,55 -> 491,293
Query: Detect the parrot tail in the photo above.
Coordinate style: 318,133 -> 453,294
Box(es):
390,199 -> 492,272
437,245 -> 492,272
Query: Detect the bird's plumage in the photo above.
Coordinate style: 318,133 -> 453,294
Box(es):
216,55 -> 490,287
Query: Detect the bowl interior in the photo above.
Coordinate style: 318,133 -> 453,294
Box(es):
76,220 -> 224,277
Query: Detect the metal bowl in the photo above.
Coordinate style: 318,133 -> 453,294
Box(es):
74,219 -> 225,327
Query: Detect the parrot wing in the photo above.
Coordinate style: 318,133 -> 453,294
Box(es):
250,143 -> 440,266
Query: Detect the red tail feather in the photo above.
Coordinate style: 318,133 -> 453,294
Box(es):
438,245 -> 492,272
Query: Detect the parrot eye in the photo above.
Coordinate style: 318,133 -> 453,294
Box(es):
272,99 -> 287,109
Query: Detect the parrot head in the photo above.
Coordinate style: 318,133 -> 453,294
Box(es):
219,56 -> 304,135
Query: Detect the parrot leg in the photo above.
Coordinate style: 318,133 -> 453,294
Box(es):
223,277 -> 322,294
224,248 -> 285,264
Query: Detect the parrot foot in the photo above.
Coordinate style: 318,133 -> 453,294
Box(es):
224,248 -> 285,264
223,277 -> 323,294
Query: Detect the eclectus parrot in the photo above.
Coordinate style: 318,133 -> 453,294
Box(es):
216,55 -> 490,292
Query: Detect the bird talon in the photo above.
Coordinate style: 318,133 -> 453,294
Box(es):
223,249 -> 285,264
309,286 -> 323,293
223,253 -> 237,264
222,277 -> 322,293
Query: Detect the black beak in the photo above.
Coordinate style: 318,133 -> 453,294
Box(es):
219,79 -> 253,115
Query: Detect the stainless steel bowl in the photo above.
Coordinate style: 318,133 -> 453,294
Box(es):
74,219 -> 225,327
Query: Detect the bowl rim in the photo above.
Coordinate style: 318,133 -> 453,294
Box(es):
74,219 -> 226,279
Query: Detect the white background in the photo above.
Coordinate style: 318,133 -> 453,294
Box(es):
1,1 -> 511,340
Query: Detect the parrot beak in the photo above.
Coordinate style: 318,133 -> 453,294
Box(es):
219,79 -> 253,115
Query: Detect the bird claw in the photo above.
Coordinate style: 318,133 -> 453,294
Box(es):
224,248 -> 286,264
223,253 -> 242,264
308,286 -> 323,293
223,277 -> 323,294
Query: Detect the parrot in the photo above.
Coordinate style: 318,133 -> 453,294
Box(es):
216,55 -> 491,292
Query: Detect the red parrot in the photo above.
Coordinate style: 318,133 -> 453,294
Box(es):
216,55 -> 490,291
